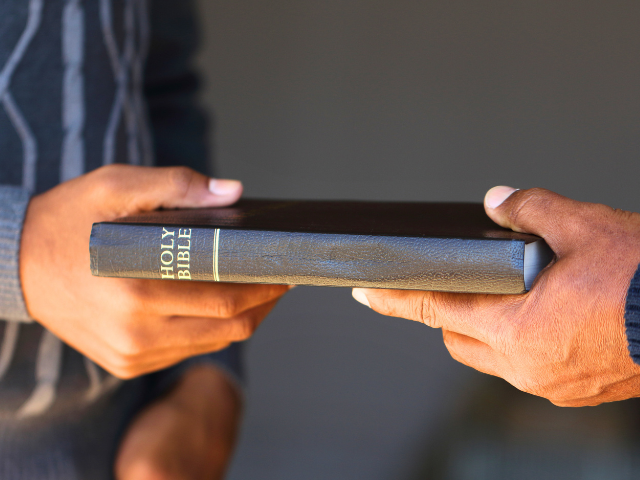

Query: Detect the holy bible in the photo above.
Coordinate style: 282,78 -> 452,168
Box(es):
89,199 -> 553,294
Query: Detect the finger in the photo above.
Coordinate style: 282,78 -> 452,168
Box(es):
93,165 -> 243,214
126,280 -> 291,318
94,300 -> 280,378
161,299 -> 280,348
442,330 -> 502,377
352,287 -> 517,343
100,343 -> 233,380
484,186 -> 587,254
150,300 -> 279,353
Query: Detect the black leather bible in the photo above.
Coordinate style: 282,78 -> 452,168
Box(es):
90,200 -> 553,294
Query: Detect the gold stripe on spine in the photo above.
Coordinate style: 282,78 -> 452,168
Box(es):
213,228 -> 220,281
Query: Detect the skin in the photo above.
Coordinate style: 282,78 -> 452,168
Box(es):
115,364 -> 241,480
352,186 -> 640,407
20,164 -> 290,379
19,164 -> 290,478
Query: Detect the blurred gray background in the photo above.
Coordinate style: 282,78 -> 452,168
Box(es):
194,1 -> 640,478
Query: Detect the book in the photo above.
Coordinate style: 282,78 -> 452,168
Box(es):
90,199 -> 553,294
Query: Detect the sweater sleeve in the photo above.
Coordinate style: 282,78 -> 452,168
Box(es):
0,186 -> 32,323
624,264 -> 640,364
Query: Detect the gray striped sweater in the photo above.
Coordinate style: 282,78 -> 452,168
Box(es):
0,1 -> 240,478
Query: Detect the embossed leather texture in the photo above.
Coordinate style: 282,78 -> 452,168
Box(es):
91,200 -> 542,293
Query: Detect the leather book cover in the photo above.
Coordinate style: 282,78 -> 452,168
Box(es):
90,199 -> 549,294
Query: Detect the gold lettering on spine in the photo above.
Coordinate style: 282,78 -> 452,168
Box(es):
162,228 -> 175,239
213,228 -> 220,282
160,227 -> 192,280
160,228 -> 176,278
176,228 -> 192,280
160,250 -> 174,265
160,265 -> 174,278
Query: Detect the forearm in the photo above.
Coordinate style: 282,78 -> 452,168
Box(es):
168,364 -> 243,460
115,363 -> 242,480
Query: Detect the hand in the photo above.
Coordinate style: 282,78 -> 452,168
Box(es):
20,165 -> 290,378
115,364 -> 241,480
352,187 -> 640,406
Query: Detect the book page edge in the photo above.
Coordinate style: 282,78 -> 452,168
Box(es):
523,239 -> 554,291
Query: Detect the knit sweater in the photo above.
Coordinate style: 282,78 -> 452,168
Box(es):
0,1 -> 240,478
624,266 -> 640,364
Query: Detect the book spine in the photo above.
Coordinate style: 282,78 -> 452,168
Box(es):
90,223 -> 526,294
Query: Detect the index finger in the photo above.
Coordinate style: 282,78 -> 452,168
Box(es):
352,287 -> 521,344
117,278 -> 292,318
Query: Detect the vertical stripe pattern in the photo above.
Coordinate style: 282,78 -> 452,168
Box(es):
0,0 -> 44,98
0,0 -> 154,419
133,0 -> 154,166
0,321 -> 20,382
2,92 -> 37,193
101,0 -> 152,166
61,0 -> 85,181
16,330 -> 63,418
0,0 -> 43,193
0,0 -> 44,409
83,357 -> 102,402
15,0 -> 89,419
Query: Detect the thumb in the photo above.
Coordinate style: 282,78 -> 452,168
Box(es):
484,186 -> 584,253
96,165 -> 243,214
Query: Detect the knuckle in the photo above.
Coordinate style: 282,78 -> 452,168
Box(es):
442,331 -> 463,358
508,188 -> 547,226
214,295 -> 241,318
108,365 -> 139,380
90,165 -> 127,199
92,163 -> 135,185
512,376 -> 541,396
103,356 -> 142,379
446,348 -> 464,364
268,284 -> 290,299
93,163 -> 126,179
230,318 -> 258,341
419,294 -> 438,327
111,325 -> 148,360
444,346 -> 462,364
511,365 -> 555,398
165,166 -> 195,200
548,397 -> 593,407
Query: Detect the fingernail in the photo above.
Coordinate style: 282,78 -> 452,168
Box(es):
485,186 -> 518,209
209,179 -> 242,196
352,288 -> 371,308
